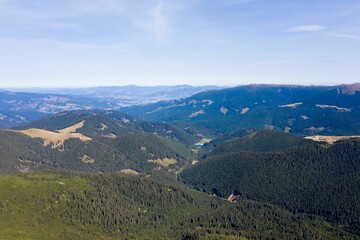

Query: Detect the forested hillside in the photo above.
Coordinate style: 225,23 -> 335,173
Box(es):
180,139 -> 360,235
0,110 -> 208,174
200,130 -> 315,158
0,172 -> 356,239
17,110 -> 209,146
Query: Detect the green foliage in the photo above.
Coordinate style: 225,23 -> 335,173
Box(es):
17,110 -> 206,146
0,130 -> 191,174
0,172 -> 356,239
200,130 -> 315,158
180,139 -> 360,236
199,234 -> 247,240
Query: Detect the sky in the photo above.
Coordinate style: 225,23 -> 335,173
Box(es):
0,0 -> 359,88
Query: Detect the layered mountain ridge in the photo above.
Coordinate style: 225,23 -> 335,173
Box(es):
124,83 -> 360,135
1,84 -> 360,239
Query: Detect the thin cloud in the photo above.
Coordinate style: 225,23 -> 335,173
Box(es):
130,0 -> 169,42
287,25 -> 327,32
0,0 -> 173,42
325,33 -> 360,41
149,0 -> 169,42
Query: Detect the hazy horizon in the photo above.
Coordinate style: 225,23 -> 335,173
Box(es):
2,82 -> 360,90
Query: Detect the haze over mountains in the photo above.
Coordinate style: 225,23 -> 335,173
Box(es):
0,85 -> 219,128
6,85 -> 220,103
3,83 -> 360,134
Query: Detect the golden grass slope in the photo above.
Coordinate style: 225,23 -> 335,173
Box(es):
15,120 -> 91,150
195,138 -> 212,146
57,120 -> 86,134
305,135 -> 360,144
148,158 -> 177,167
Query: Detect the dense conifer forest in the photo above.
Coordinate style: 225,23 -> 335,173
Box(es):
0,172 -> 358,239
180,138 -> 360,236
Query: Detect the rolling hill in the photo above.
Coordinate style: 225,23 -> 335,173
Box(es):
0,110 -> 208,174
17,110 -> 212,146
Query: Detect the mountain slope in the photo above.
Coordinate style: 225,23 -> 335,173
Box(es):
0,172 -> 356,240
0,110 -> 204,174
124,84 -> 360,135
17,110 -> 208,145
200,130 -> 315,158
180,139 -> 360,235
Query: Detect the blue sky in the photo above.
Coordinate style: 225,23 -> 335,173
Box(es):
0,0 -> 359,87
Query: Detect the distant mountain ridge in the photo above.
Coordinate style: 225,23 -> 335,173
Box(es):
0,85 -> 220,129
5,85 -> 221,107
0,91 -> 110,129
9,84 -> 219,95
124,83 -> 360,136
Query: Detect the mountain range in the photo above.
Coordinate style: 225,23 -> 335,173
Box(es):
124,83 -> 360,136
1,84 -> 360,239
0,85 -> 219,129
6,85 -> 220,103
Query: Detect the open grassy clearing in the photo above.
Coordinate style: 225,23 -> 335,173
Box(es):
14,121 -> 91,150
